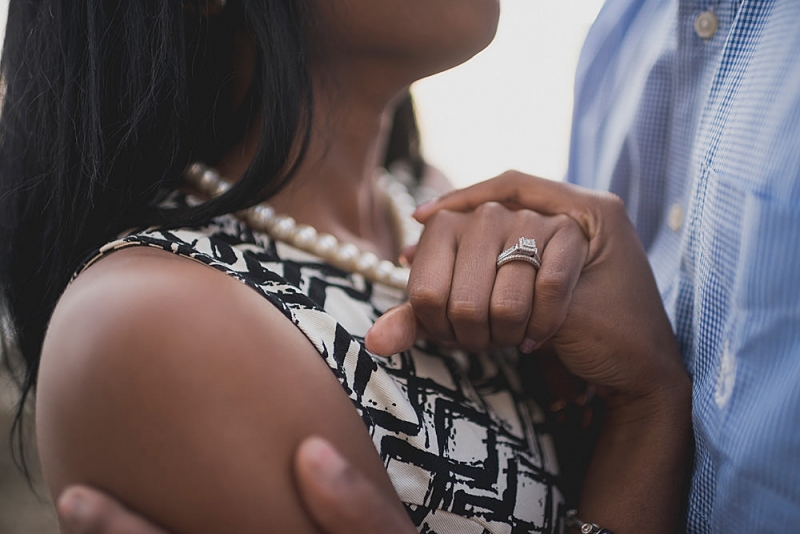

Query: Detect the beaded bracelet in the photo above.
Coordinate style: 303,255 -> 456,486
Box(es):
565,509 -> 614,534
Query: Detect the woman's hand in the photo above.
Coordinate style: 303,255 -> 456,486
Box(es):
57,437 -> 417,534
370,171 -> 687,404
366,201 -> 589,356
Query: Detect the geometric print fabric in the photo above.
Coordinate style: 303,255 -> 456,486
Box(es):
79,197 -> 565,533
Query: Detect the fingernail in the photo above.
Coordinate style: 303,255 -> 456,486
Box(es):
304,437 -> 349,487
58,489 -> 88,528
519,338 -> 537,354
412,197 -> 438,219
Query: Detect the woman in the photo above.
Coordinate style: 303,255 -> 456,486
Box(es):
0,0 -> 690,532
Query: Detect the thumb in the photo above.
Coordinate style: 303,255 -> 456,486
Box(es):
364,301 -> 418,356
294,437 -> 417,534
58,486 -> 169,534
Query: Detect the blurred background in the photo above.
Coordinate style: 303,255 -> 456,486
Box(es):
413,0 -> 604,186
0,0 -> 603,531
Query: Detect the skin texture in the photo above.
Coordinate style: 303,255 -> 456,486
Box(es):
36,1 -> 501,533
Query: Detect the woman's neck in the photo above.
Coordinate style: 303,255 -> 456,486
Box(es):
216,86 -> 403,262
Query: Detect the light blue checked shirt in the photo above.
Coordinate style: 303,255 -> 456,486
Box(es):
567,0 -> 800,531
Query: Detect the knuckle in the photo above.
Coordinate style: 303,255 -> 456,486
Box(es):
515,208 -> 540,226
447,298 -> 486,325
423,208 -> 457,229
598,191 -> 627,216
551,213 -> 588,244
474,201 -> 504,218
497,170 -> 518,183
490,295 -> 530,326
407,285 -> 446,313
535,270 -> 571,303
497,171 -> 524,204
551,212 -> 575,229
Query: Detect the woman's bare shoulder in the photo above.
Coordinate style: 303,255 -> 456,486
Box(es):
45,246 -> 246,357
38,246 -> 399,533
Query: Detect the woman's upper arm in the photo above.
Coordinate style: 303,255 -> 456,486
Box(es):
37,247 -> 400,534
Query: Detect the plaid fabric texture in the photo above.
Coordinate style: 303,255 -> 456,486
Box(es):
567,0 -> 800,531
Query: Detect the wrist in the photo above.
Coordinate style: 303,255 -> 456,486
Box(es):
606,376 -> 690,429
600,339 -> 691,418
596,348 -> 692,445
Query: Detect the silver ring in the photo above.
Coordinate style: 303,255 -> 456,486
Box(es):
496,237 -> 541,270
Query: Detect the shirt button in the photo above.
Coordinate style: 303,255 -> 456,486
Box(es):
668,203 -> 684,232
715,341 -> 737,408
694,11 -> 719,39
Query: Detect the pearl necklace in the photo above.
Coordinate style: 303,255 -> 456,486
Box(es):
184,162 -> 421,289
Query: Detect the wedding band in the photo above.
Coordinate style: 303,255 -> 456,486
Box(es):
496,237 -> 541,270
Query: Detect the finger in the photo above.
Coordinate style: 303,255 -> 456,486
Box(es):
406,212 -> 458,344
490,235 -> 537,348
414,172 -> 598,237
295,436 -> 417,534
365,302 -> 417,356
524,218 -> 588,349
414,172 -> 574,219
447,204 -> 506,351
397,244 -> 417,267
58,486 -> 169,534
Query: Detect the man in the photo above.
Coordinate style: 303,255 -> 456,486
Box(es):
566,0 -> 800,529
428,0 -> 800,529
59,0 -> 800,531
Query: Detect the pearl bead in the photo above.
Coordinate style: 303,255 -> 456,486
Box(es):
396,193 -> 417,217
313,233 -> 339,258
335,243 -> 360,269
270,215 -> 296,241
355,252 -> 380,275
199,169 -> 219,191
384,180 -> 407,197
187,162 -> 205,180
291,224 -> 318,249
212,179 -> 230,196
374,260 -> 396,282
389,267 -> 409,288
403,226 -> 422,247
248,205 -> 275,227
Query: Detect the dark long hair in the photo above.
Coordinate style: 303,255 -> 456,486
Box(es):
0,0 -> 317,471
0,0 -> 424,474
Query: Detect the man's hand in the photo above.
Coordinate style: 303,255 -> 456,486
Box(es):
293,437 -> 415,534
58,486 -> 168,534
57,436 -> 416,534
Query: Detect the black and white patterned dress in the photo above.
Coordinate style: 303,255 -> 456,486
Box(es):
80,193 -> 565,533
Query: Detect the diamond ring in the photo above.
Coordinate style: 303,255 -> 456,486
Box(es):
496,237 -> 541,270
